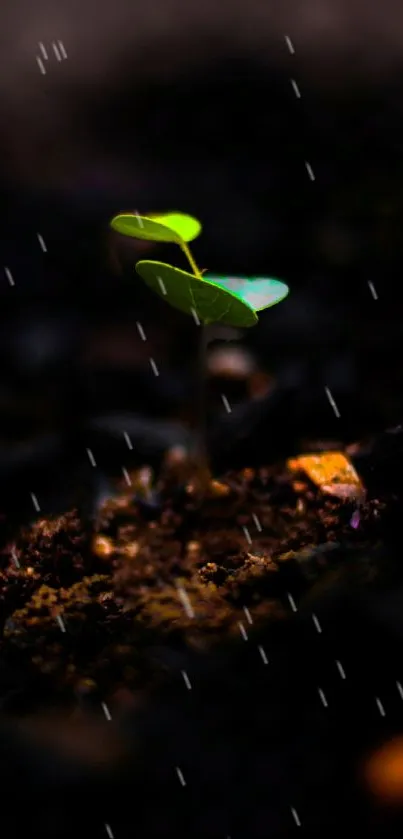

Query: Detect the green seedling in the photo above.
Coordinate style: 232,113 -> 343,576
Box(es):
135,262 -> 258,327
110,211 -> 201,244
204,274 -> 289,311
110,211 -> 289,490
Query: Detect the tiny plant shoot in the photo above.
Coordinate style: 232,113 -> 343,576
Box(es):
110,210 -> 289,489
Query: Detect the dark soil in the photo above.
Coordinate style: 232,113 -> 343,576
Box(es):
0,446 -> 403,839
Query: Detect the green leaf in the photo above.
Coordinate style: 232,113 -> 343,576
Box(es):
148,212 -> 202,242
110,214 -> 181,242
135,261 -> 258,327
204,275 -> 289,311
110,211 -> 202,243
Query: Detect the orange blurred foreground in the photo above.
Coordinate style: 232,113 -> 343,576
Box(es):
365,738 -> 403,804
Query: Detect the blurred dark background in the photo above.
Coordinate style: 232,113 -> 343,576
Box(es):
3,4 -> 403,838
1,0 -> 403,511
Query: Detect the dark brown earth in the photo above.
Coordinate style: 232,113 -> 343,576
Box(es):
2,447 -> 403,839
0,449 -> 390,709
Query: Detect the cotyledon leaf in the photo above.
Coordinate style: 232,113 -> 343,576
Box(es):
147,212 -> 202,243
135,261 -> 258,327
110,214 -> 181,242
110,212 -> 201,244
204,275 -> 289,311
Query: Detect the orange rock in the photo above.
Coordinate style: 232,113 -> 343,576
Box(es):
287,452 -> 364,500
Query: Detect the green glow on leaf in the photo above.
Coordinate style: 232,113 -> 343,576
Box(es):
110,214 -> 181,243
148,212 -> 202,243
135,261 -> 258,327
204,275 -> 289,312
110,211 -> 202,244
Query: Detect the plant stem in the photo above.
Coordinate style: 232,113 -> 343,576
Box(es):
179,241 -> 202,278
196,323 -> 209,461
179,240 -> 211,484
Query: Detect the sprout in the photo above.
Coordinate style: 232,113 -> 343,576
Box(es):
147,212 -> 202,243
110,210 -> 290,491
135,261 -> 258,327
110,211 -> 201,244
204,275 -> 289,311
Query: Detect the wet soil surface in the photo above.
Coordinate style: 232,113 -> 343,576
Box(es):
0,449 -> 403,838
